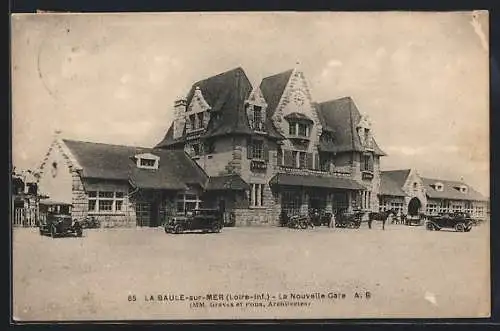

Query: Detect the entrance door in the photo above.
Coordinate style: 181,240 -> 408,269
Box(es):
136,202 -> 151,227
408,197 -> 422,216
150,201 -> 160,227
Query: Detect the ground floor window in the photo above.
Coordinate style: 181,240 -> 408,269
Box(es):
390,202 -> 403,214
176,193 -> 201,214
332,192 -> 349,213
88,191 -> 125,213
427,204 -> 438,215
250,184 -> 265,207
452,204 -> 463,212
282,190 -> 301,216
474,206 -> 485,217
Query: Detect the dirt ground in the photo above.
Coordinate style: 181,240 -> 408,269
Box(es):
12,221 -> 490,321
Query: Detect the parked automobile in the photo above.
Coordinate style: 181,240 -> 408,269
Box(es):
39,206 -> 83,238
80,215 -> 101,229
425,212 -> 473,232
164,208 -> 223,234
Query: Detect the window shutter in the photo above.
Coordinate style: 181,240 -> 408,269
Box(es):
247,139 -> 252,159
314,153 -> 320,170
306,152 -> 314,170
284,150 -> 293,167
277,148 -> 283,166
264,140 -> 269,162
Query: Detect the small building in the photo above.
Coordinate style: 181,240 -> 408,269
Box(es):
11,170 -> 43,227
379,169 -> 489,220
35,138 -> 242,227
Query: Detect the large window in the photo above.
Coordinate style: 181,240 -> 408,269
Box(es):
281,190 -> 301,216
427,204 -> 438,215
88,191 -> 125,213
288,121 -> 310,137
361,154 -> 374,172
176,193 -> 201,214
250,184 -> 265,207
251,140 -> 264,159
253,106 -> 263,131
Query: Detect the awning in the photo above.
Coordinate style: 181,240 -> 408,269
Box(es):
270,173 -> 365,190
205,174 -> 250,191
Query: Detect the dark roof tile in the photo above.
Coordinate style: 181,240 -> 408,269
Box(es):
422,177 -> 487,201
316,97 -> 386,156
63,139 -> 207,190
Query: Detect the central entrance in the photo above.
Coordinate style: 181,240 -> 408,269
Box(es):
408,197 -> 422,216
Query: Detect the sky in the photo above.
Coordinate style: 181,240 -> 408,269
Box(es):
11,11 -> 490,196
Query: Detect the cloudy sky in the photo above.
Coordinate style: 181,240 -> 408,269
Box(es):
11,12 -> 489,195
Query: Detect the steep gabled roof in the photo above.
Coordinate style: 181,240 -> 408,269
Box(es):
380,170 -> 411,197
156,67 -> 286,148
316,97 -> 386,156
259,69 -> 294,118
156,67 -> 254,148
422,177 -> 487,201
63,139 -> 208,190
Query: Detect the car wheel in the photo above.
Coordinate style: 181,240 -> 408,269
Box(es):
173,224 -> 183,234
164,227 -> 170,234
426,222 -> 434,231
75,227 -> 83,237
348,221 -> 357,229
212,223 -> 222,233
455,222 -> 466,232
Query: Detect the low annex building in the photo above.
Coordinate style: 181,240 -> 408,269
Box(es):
36,138 -> 245,227
379,169 -> 489,220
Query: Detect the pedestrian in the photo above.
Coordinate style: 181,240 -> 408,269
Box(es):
329,212 -> 335,228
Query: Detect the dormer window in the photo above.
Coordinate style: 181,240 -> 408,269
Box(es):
253,106 -> 264,131
357,114 -> 373,149
136,153 -> 160,170
459,185 -> 468,194
434,182 -> 444,192
286,114 -> 312,141
140,159 -> 156,167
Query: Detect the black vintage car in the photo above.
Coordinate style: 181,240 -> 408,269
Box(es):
425,212 -> 473,232
39,202 -> 83,238
164,208 -> 223,234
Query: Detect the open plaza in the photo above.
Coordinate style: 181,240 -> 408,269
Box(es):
13,222 -> 490,321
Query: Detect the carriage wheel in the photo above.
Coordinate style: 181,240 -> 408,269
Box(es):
455,222 -> 466,232
348,221 -> 357,229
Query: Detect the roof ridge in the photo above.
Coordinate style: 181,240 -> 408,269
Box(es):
62,139 -> 150,150
192,66 -> 246,87
317,96 -> 353,105
260,68 -> 294,81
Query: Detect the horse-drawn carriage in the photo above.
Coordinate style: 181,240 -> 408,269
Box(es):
334,209 -> 364,229
279,211 -> 313,229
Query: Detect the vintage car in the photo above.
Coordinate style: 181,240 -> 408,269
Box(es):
164,208 -> 223,234
38,201 -> 83,237
425,212 -> 473,232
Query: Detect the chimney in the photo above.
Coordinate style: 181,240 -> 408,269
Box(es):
173,98 -> 187,139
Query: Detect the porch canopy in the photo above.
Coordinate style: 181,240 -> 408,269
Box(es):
205,174 -> 250,191
270,173 -> 365,190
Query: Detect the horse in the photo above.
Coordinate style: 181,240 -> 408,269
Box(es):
367,209 -> 397,230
